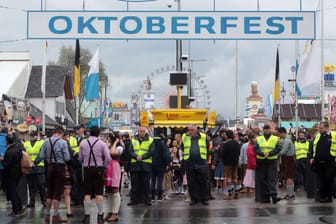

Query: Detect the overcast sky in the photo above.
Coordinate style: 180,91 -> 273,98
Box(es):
1,0 -> 336,119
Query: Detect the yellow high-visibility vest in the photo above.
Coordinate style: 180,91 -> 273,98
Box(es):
256,135 -> 279,160
24,140 -> 44,166
131,137 -> 153,164
69,136 -> 87,154
182,133 -> 207,161
294,141 -> 309,160
313,131 -> 336,157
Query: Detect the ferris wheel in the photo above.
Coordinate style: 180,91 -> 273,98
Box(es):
137,65 -> 211,110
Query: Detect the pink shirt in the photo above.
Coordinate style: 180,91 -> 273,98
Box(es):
78,136 -> 111,167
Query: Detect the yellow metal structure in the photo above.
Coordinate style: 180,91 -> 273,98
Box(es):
150,109 -> 208,128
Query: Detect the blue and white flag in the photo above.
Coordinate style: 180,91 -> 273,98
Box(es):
266,94 -> 274,117
85,47 -> 100,101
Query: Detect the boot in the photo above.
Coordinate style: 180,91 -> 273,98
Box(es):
81,215 -> 90,224
97,213 -> 104,224
104,212 -> 113,221
52,214 -> 67,223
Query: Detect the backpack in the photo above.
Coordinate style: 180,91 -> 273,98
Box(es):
20,149 -> 34,174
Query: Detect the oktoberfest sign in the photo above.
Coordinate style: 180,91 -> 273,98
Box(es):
27,11 -> 315,40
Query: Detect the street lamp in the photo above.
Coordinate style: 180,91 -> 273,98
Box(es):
280,83 -> 286,104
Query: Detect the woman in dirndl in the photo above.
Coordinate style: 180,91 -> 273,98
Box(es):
104,133 -> 123,222
243,134 -> 257,193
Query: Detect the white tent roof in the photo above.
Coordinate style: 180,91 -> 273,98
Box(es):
0,51 -> 31,99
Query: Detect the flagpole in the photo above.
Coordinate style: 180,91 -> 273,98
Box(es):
320,0 -> 325,121
294,0 -> 302,137
42,0 -> 47,133
235,40 -> 239,123
277,46 -> 281,128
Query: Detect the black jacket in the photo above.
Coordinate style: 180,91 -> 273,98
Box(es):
1,143 -> 21,178
221,139 -> 241,166
151,137 -> 172,170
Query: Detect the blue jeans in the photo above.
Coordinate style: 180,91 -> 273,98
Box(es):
151,168 -> 164,198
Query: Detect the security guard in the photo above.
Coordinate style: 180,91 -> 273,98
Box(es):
182,124 -> 209,206
69,124 -> 87,206
310,121 -> 336,202
254,125 -> 282,204
25,131 -> 46,207
294,132 -> 309,191
128,126 -> 154,206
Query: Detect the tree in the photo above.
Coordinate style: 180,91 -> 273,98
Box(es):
50,45 -> 108,123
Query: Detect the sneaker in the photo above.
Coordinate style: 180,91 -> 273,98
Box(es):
157,196 -> 163,201
202,200 -> 209,205
164,195 -> 172,200
127,201 -> 138,206
272,196 -> 281,204
27,203 -> 35,208
283,195 -> 295,200
14,210 -> 25,217
145,201 -> 152,206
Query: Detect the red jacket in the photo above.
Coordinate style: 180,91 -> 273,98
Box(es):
246,143 -> 256,170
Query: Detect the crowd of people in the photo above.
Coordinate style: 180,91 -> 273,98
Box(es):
0,121 -> 335,223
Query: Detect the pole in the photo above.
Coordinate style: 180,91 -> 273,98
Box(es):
320,0 -> 325,121
176,0 -> 182,109
300,0 -> 302,11
235,40 -> 239,122
42,0 -> 47,133
295,0 -> 302,136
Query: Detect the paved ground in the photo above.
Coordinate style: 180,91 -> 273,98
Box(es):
1,189 -> 335,224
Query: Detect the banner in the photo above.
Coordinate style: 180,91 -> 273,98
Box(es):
27,11 -> 315,40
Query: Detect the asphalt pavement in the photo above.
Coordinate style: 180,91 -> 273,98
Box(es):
0,188 -> 335,224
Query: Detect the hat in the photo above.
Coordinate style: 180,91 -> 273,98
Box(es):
29,131 -> 38,136
75,124 -> 85,130
17,124 -> 29,133
263,124 -> 271,130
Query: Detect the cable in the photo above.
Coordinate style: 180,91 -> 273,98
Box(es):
0,38 -> 27,43
0,5 -> 26,12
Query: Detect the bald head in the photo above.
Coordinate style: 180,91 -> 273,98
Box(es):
187,124 -> 198,137
138,126 -> 147,139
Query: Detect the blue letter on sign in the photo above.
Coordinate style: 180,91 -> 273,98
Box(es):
147,17 -> 165,34
244,17 -> 261,34
195,17 -> 215,34
266,17 -> 284,35
78,17 -> 98,34
120,16 -> 142,34
49,16 -> 72,34
220,17 -> 238,34
285,17 -> 303,34
171,17 -> 189,34
97,17 -> 118,34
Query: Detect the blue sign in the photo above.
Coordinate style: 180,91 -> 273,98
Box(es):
27,11 -> 315,40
